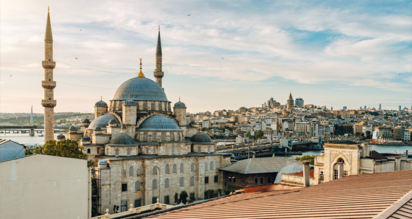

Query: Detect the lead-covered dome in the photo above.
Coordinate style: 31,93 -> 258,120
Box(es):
88,114 -> 119,130
109,133 -> 136,145
138,115 -> 181,131
191,132 -> 212,143
174,101 -> 186,108
113,77 -> 167,101
95,100 -> 108,107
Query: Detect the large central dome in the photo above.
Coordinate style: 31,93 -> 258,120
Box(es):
113,77 -> 168,101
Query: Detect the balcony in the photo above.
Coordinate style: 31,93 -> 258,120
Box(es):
42,81 -> 56,89
41,99 -> 57,108
42,60 -> 56,69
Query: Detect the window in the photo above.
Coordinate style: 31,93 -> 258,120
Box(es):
164,196 -> 169,204
180,177 -> 184,187
172,146 -> 175,154
190,176 -> 194,186
165,164 -> 169,174
129,166 -> 134,177
190,193 -> 195,200
127,149 -> 131,156
97,148 -> 100,154
145,148 -> 149,154
152,197 -> 157,204
153,148 -> 156,154
260,178 -> 263,184
134,199 -> 142,208
87,148 -> 91,154
166,147 -> 169,155
151,103 -> 154,110
171,133 -> 174,141
344,171 -> 348,177
145,133 -> 148,141
178,147 -> 181,154
233,178 -> 236,183
153,167 -> 157,175
210,161 -> 213,170
180,163 -> 184,173
205,176 -> 209,184
205,163 -> 208,172
134,199 -> 141,208
173,164 -> 177,173
216,162 -> 219,169
153,133 -> 157,141
162,133 -> 165,141
268,177 -> 271,183
152,179 -> 157,189
122,183 -> 127,192
255,178 -> 258,184
198,146 -> 201,152
229,178 -> 232,182
121,200 -> 127,212
115,149 -> 119,155
135,181 -> 140,191
214,175 -> 218,183
334,169 -> 338,180
320,171 -> 324,180
165,178 -> 169,188
207,146 -> 210,153
137,168 -> 141,176
143,103 -> 147,110
191,164 -> 194,172
122,169 -> 126,178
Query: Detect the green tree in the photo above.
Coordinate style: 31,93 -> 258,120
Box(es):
295,155 -> 315,165
355,132 -> 361,137
217,188 -> 223,196
255,130 -> 264,139
25,139 -> 87,159
179,191 -> 188,204
244,132 -> 250,138
174,192 -> 179,204
365,131 -> 372,139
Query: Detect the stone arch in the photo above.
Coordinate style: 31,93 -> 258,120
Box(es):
330,155 -> 350,179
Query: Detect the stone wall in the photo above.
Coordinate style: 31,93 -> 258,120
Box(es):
122,105 -> 137,125
222,172 -> 278,190
280,173 -> 316,187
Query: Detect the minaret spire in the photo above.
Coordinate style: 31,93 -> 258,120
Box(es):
137,58 -> 145,77
154,27 -> 164,87
41,7 -> 57,143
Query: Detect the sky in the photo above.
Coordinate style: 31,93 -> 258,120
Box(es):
1,0 -> 411,113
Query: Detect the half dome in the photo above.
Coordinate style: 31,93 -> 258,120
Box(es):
109,133 -> 136,145
88,114 -> 119,130
138,115 -> 181,131
113,77 -> 167,101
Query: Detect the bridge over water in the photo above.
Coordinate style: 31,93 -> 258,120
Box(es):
0,126 -> 69,135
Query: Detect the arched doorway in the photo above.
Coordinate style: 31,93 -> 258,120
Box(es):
333,158 -> 345,180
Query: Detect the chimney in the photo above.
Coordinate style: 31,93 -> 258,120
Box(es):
303,161 -> 310,187
395,156 -> 401,171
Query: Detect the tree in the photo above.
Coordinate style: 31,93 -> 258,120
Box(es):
365,131 -> 372,139
244,132 -> 250,138
255,130 -> 264,139
337,115 -> 342,119
217,188 -> 223,196
355,132 -> 361,137
295,155 -> 315,165
354,111 -> 358,114
179,191 -> 188,204
174,192 -> 179,204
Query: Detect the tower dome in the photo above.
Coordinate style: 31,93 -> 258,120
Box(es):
113,77 -> 167,101
174,101 -> 186,108
95,100 -> 108,107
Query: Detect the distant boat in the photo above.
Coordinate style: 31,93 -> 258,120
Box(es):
38,134 -> 44,137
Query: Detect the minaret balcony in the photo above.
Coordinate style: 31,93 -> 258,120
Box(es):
154,71 -> 164,78
41,99 -> 57,108
42,60 -> 56,69
42,81 -> 56,89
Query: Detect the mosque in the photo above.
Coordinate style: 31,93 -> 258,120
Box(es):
53,14 -> 232,213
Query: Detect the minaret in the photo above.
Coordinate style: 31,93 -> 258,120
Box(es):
41,7 -> 57,143
153,26 -> 164,87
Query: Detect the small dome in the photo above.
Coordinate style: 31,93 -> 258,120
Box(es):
57,134 -> 66,140
83,118 -> 90,123
69,126 -> 76,130
138,115 -> 181,131
82,135 -> 91,141
109,119 -> 118,124
94,127 -> 102,131
191,132 -> 212,143
174,101 -> 186,108
88,114 -> 119,130
99,160 -> 107,165
123,99 -> 137,106
109,133 -> 135,145
95,100 -> 108,107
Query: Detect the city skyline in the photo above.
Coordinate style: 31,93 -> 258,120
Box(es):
1,0 -> 411,113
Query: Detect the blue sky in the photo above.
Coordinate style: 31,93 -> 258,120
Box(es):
1,0 -> 411,113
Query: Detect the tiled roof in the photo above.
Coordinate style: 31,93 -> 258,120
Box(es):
148,170 -> 412,219
219,157 -> 302,174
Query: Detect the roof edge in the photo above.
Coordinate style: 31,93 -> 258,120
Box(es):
373,189 -> 412,219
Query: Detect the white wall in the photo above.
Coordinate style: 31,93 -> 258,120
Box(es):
0,154 -> 90,219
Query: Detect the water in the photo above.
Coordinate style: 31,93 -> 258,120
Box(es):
0,132 -> 60,146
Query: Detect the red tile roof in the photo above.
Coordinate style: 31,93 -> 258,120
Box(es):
149,170 -> 412,219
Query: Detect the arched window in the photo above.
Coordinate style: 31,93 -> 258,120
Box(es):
145,133 -> 148,141
178,147 -> 181,155
165,164 -> 169,174
127,149 -> 131,156
135,181 -> 140,191
115,149 -> 119,155
216,162 -> 219,169
153,148 -> 157,154
153,167 -> 157,175
172,146 -> 175,154
166,147 -> 169,155
151,103 -> 154,110
208,146 -> 210,153
180,177 -> 184,187
106,148 -> 108,154
152,179 -> 157,189
143,103 -> 147,110
180,163 -> 184,173
137,168 -> 141,176
122,169 -> 126,178
173,164 -> 177,173
145,148 -> 149,154
205,163 -> 208,172
153,133 -> 157,141
210,161 -> 213,170
198,146 -> 201,152
129,166 -> 134,177
162,133 -> 165,141
165,178 -> 169,188
191,164 -> 194,172
190,176 -> 194,186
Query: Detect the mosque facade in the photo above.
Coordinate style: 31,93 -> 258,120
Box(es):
59,19 -> 231,212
